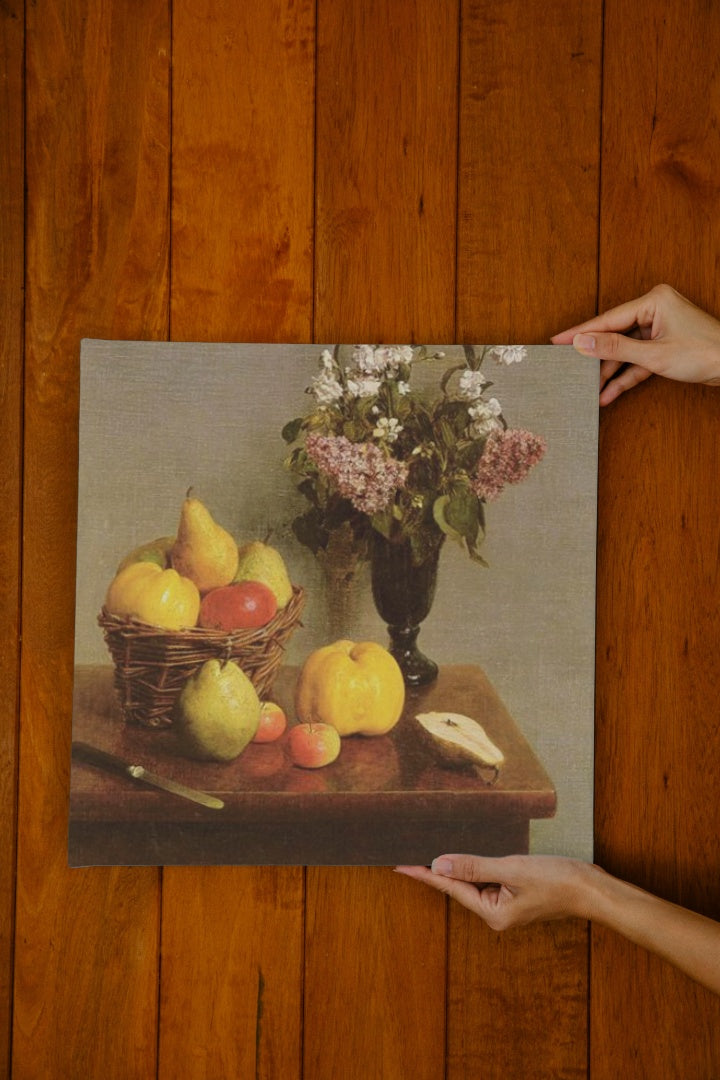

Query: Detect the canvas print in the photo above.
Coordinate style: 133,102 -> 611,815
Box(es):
69,341 -> 598,867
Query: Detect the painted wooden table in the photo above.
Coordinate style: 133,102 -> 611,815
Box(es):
69,664 -> 556,866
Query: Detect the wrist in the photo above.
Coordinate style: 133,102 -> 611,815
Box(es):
567,861 -> 623,922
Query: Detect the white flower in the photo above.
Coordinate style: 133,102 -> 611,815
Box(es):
311,371 -> 344,404
375,345 -> 413,372
457,369 -> 489,400
468,396 -> 503,438
319,349 -> 335,371
347,375 -> 382,398
488,345 -> 527,365
468,396 -> 502,420
351,344 -> 414,378
373,417 -> 403,442
351,345 -> 380,374
397,380 -> 410,395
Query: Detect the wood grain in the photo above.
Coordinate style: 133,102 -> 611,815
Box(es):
171,0 -> 315,344
449,2 -> 602,1075
456,0 -> 603,344
307,2 -> 458,1076
14,1 -> 170,1075
593,2 -> 720,1072
159,2 -> 314,1076
0,2 -> 24,1074
7,1 -> 720,1074
314,0 -> 459,344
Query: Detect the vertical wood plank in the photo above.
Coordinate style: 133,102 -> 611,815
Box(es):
593,1 -> 720,1072
451,3 -> 602,1076
14,2 -> 170,1076
170,0 -> 315,344
0,2 -> 24,1074
159,3 -> 314,1076
457,0 -> 603,342
307,2 -> 458,1077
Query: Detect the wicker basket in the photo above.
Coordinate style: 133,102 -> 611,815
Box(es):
98,585 -> 305,728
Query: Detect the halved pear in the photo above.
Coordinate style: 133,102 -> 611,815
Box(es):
414,711 -> 504,779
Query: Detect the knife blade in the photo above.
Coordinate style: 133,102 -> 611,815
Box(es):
72,741 -> 225,810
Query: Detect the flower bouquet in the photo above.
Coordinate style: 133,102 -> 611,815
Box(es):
282,344 -> 547,684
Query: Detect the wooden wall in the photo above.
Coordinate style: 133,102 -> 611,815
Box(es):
2,1 -> 719,1075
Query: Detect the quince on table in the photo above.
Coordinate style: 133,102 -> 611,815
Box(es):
105,561 -> 200,630
295,639 -> 405,737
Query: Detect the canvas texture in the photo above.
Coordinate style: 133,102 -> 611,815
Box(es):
70,341 -> 598,866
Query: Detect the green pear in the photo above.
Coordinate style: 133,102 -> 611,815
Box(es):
174,659 -> 261,761
117,535 -> 175,572
233,541 -> 293,607
171,496 -> 239,593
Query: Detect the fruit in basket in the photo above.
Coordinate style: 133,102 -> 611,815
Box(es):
287,721 -> 341,768
252,701 -> 287,743
295,639 -> 405,737
171,495 -> 239,594
174,658 -> 261,761
233,541 -> 293,607
198,581 -> 278,631
117,535 -> 174,572
105,562 -> 201,630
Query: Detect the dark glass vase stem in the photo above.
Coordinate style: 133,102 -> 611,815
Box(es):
370,533 -> 441,687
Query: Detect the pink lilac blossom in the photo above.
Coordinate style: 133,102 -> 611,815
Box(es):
471,428 -> 547,501
306,433 -> 408,515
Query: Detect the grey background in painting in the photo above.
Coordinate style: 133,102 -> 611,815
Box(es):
74,340 -> 598,860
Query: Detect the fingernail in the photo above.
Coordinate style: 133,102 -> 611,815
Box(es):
431,857 -> 453,875
573,333 -> 596,352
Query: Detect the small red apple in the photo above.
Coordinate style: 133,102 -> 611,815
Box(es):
287,722 -> 341,769
198,581 -> 278,631
252,701 -> 287,743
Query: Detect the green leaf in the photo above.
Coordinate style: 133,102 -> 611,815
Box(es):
292,509 -> 329,554
282,417 -> 305,444
296,478 -> 319,505
370,510 -> 394,539
467,546 -> 490,568
343,419 -> 369,441
439,362 -> 466,396
445,489 -> 481,546
432,495 -> 463,542
325,495 -> 355,530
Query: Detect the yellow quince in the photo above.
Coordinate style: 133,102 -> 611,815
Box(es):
105,562 -> 201,630
295,639 -> 405,736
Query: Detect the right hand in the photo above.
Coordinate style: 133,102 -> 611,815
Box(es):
395,854 -> 597,930
551,284 -> 720,405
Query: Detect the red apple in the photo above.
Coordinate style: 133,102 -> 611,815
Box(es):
198,581 -> 278,631
252,701 -> 287,743
287,722 -> 341,769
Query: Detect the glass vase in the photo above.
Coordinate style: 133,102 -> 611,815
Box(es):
370,532 -> 442,687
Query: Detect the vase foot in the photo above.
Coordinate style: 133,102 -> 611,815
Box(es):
386,627 -> 438,687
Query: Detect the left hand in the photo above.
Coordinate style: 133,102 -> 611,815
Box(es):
395,854 -> 598,930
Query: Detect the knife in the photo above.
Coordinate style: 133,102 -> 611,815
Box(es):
72,741 -> 225,810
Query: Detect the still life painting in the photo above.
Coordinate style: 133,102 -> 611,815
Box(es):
69,340 -> 598,867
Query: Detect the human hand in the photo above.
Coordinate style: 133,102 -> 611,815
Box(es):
551,283 -> 720,405
395,854 -> 600,930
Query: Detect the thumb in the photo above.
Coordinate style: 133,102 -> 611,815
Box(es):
431,854 -> 505,883
573,331 -> 664,373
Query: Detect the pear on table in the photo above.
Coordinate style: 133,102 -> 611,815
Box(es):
171,495 -> 239,594
174,658 -> 261,762
414,710 -> 504,780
